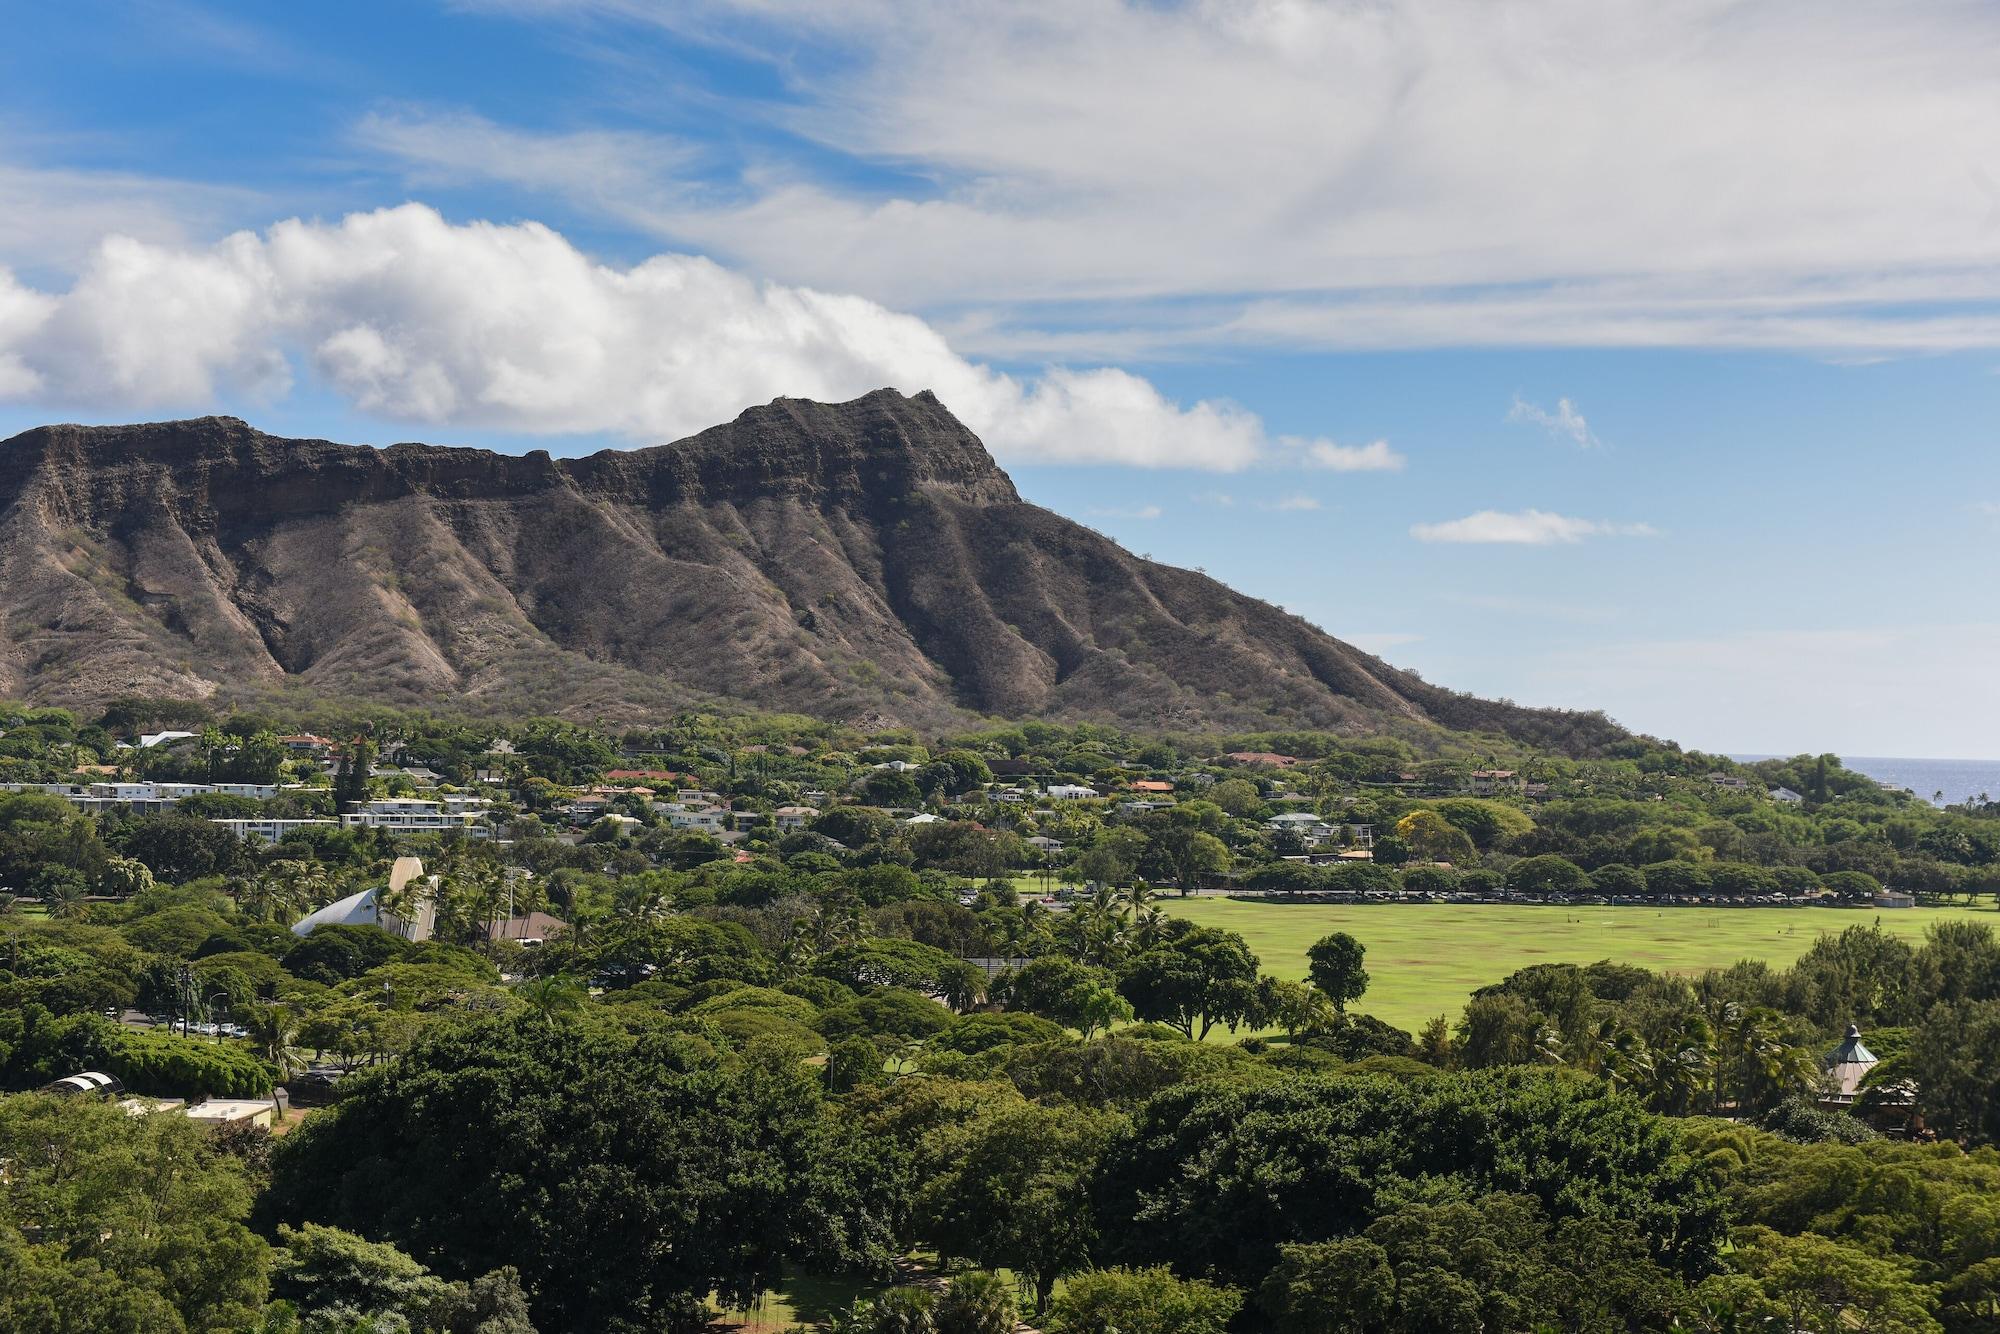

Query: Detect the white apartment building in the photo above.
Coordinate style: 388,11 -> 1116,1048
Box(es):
3,780 -> 289,815
663,803 -> 728,833
341,797 -> 495,840
212,817 -> 340,844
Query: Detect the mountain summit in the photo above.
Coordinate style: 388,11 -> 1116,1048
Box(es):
0,390 -> 1620,748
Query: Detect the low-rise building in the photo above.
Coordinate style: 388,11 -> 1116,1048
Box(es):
1225,751 -> 1300,768
183,1099 -> 276,1129
212,817 -> 340,843
663,803 -> 728,833
341,797 -> 495,840
482,911 -> 569,944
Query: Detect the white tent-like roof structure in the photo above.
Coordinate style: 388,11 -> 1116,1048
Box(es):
291,856 -> 434,942
38,1071 -> 124,1097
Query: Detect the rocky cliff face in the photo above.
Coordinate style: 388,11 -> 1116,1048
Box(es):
0,389 -> 1623,748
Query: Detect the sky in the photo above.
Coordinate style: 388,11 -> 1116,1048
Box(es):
1,0 -> 1997,758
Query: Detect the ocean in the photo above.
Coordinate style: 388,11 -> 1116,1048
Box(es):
1732,754 -> 2000,807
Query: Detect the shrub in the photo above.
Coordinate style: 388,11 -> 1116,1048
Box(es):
935,1272 -> 1016,1334
1046,1267 -> 1242,1334
1759,1095 -> 1876,1145
869,1287 -> 938,1334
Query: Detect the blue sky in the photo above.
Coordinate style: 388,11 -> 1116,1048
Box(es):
3,1 -> 1998,757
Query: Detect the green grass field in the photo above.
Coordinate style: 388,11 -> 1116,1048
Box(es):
1158,897 -> 1998,1034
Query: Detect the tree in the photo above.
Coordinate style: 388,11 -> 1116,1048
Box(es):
916,751 -> 993,799
332,739 -> 376,810
1092,1069 -> 1725,1289
1208,779 -> 1263,818
1257,978 -> 1335,1038
1076,827 -> 1147,889
1394,810 -> 1477,864
1505,855 -> 1591,898
1116,925 -> 1262,1040
1259,1239 -> 1397,1334
1644,861 -> 1712,898
0,1228 -> 185,1333
263,1013 -> 866,1332
1000,956 -> 1130,1035
1907,999 -> 2000,1143
243,1002 -> 306,1118
1143,824 -> 1230,896
0,1093 -> 272,1331
1261,1196 -> 1691,1334
116,812 -> 246,883
97,856 -> 155,899
1592,863 -> 1648,896
1045,1267 -> 1242,1334
816,939 -> 985,1011
1456,993 -> 1542,1068
920,1103 -> 1121,1311
864,767 -> 924,807
1432,798 -> 1535,853
266,1223 -> 538,1334
1729,1226 -> 1941,1334
1305,932 -> 1369,1012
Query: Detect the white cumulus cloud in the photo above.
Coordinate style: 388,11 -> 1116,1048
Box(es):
1507,396 -> 1599,448
0,204 -> 1331,470
1292,437 -> 1405,472
1410,510 -> 1658,545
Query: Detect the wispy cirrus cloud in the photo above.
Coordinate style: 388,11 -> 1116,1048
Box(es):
1087,503 -> 1162,520
419,1 -> 2000,355
1411,510 -> 1659,545
1507,395 -> 1599,448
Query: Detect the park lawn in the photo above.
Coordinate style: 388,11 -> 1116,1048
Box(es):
1157,897 -> 1999,1035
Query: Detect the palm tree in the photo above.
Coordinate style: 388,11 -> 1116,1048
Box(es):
516,974 -> 587,1029
1716,1003 -> 1817,1115
0,893 -> 22,973
1131,906 -> 1170,950
1570,1017 -> 1654,1095
43,877 -> 86,919
243,1004 -> 306,1122
1640,1015 -> 1717,1117
1088,883 -> 1123,918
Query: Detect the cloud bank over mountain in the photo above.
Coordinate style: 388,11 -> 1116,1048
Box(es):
0,204 -> 1351,471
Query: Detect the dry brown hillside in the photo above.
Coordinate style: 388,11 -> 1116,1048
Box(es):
0,389 -> 1625,751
